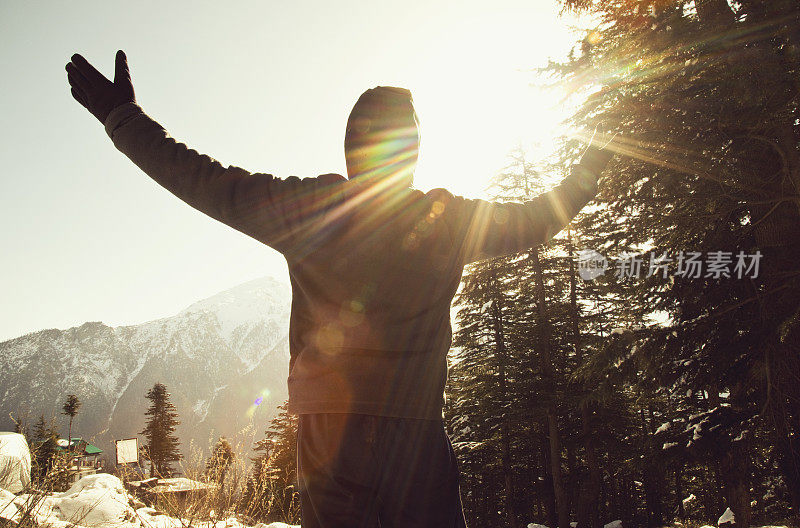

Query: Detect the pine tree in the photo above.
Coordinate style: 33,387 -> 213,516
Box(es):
447,147 -> 589,527
240,401 -> 299,524
11,411 -> 32,447
139,382 -> 182,478
445,1 -> 799,522
547,0 -> 800,523
31,414 -> 59,484
449,253 -> 525,528
205,436 -> 235,487
61,394 -> 82,454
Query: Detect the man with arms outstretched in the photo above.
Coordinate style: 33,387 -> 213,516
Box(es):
66,50 -> 613,528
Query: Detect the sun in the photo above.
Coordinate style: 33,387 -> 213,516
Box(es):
409,74 -> 578,198
391,10 -> 586,199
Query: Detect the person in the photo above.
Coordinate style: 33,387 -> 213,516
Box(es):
66,50 -> 614,528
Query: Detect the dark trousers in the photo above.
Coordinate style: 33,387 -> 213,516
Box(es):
296,413 -> 468,528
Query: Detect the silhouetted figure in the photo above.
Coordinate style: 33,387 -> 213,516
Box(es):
67,51 -> 613,527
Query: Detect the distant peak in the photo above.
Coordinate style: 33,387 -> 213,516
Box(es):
179,276 -> 291,318
0,277 -> 291,344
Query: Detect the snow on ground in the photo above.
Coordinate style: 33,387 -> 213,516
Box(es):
146,477 -> 217,494
136,506 -> 295,528
0,487 -> 21,522
0,472 -> 791,528
2,474 -> 135,528
0,472 -> 298,528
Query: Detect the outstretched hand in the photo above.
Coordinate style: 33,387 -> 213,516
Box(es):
66,50 -> 136,124
579,122 -> 617,174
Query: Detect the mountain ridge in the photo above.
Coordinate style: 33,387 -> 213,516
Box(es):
0,275 -> 293,469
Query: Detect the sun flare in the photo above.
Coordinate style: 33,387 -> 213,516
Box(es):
398,13 -> 590,198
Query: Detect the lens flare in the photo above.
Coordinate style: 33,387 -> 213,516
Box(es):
245,388 -> 272,419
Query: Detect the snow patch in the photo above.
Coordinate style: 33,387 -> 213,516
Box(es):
180,277 -> 290,346
148,477 -> 215,494
718,507 -> 735,525
2,472 -> 299,528
13,473 -> 134,527
0,433 -> 31,494
0,488 -> 21,523
193,399 -> 209,420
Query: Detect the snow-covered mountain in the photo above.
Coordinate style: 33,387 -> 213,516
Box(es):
0,276 -> 292,466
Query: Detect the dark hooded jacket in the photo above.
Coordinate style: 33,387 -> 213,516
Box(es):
105,102 -> 609,419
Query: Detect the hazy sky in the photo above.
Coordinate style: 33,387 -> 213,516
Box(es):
0,0 -> 591,341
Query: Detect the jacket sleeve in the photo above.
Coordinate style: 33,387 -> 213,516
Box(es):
103,102 -> 330,252
445,147 -> 611,264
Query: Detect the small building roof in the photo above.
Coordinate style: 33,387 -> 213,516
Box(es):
55,437 -> 102,455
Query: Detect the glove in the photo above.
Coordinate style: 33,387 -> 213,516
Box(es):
66,50 -> 136,125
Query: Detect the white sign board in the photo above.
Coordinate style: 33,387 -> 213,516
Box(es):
115,438 -> 139,465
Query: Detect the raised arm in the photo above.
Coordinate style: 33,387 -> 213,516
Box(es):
66,51 -> 327,252
446,146 -> 613,264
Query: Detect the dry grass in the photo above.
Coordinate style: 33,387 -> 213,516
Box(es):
110,419 -> 300,527
0,446 -> 94,528
0,417 -> 301,528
